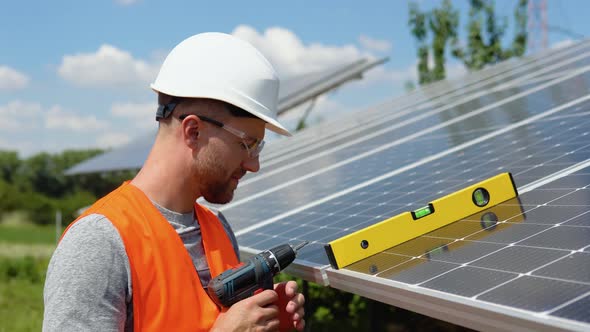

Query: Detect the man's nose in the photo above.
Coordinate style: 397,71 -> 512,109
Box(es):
241,155 -> 260,173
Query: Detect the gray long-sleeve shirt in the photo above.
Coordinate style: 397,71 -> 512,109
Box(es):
42,202 -> 239,332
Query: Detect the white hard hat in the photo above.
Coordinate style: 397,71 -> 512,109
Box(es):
151,32 -> 291,136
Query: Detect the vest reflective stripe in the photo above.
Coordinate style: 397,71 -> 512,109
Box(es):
63,182 -> 239,331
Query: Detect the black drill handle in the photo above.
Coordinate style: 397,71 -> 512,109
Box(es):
207,254 -> 273,308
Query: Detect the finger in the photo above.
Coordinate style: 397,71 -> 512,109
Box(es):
286,293 -> 305,313
294,306 -> 304,320
288,305 -> 305,324
285,280 -> 298,296
253,289 -> 279,307
274,281 -> 297,297
295,318 -> 305,331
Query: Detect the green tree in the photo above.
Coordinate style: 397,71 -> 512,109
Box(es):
452,0 -> 528,70
17,149 -> 104,198
409,0 -> 459,85
0,151 -> 21,184
0,179 -> 22,218
22,152 -> 67,197
0,148 -> 124,224
409,0 -> 528,84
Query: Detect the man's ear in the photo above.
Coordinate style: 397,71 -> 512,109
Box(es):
182,116 -> 200,148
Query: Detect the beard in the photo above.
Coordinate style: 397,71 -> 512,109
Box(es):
196,151 -> 244,204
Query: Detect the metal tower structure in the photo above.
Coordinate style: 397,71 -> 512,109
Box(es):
528,0 -> 548,52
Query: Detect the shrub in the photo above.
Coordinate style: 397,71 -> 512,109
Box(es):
0,256 -> 48,284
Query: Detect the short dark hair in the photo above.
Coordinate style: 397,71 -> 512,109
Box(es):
158,92 -> 256,118
224,102 -> 257,118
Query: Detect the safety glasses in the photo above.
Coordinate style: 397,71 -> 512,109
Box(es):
179,114 -> 264,158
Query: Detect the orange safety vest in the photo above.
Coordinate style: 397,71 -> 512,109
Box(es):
62,182 -> 239,331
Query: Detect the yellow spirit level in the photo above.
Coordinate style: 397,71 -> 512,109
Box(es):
324,172 -> 518,269
344,197 -> 526,275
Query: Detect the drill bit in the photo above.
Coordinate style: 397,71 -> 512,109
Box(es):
292,241 -> 309,253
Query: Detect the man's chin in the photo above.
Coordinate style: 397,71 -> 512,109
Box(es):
203,192 -> 234,205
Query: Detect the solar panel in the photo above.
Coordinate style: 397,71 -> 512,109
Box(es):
326,167 -> 590,331
225,41 -> 590,331
252,40 -> 590,167
223,68 -> 590,231
234,96 -> 590,260
228,43 -> 590,198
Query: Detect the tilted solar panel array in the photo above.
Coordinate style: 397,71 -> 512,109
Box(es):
235,39 -> 590,197
256,40 -> 590,166
223,40 -> 590,331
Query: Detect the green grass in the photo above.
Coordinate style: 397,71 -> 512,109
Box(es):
0,211 -> 32,226
0,215 -> 54,331
0,278 -> 45,332
0,255 -> 48,332
0,224 -> 58,245
0,213 -> 59,258
0,222 -> 58,259
0,243 -> 55,259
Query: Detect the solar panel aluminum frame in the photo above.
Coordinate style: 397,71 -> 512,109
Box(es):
277,57 -> 389,114
326,268 -> 590,332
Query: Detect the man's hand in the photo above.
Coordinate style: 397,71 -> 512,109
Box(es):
274,281 -> 305,331
211,289 -> 280,332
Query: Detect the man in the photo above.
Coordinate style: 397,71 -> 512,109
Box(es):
43,32 -> 305,331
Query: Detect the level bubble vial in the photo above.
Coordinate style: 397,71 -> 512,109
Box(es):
472,188 -> 490,207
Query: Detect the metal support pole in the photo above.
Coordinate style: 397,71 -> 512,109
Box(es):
302,280 -> 311,332
55,209 -> 62,243
367,298 -> 387,332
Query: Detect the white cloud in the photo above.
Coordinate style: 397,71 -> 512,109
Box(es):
0,100 -> 116,156
0,139 -> 38,156
232,25 -> 365,78
45,105 -> 108,132
358,35 -> 392,53
445,62 -> 467,80
0,99 -> 160,156
115,0 -> 140,6
0,66 -> 30,90
551,39 -> 575,49
110,101 -> 156,129
0,100 -> 108,133
385,56 -> 467,87
230,26 -> 410,94
371,66 -> 413,84
96,132 -> 131,149
0,100 -> 42,117
0,100 -> 42,131
58,44 -> 159,88
278,94 -> 351,131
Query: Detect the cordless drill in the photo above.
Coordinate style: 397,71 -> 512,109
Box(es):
207,241 -> 309,308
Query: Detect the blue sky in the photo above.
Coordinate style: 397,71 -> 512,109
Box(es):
1,0 -> 588,156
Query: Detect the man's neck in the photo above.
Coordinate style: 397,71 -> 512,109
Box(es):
132,142 -> 199,214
